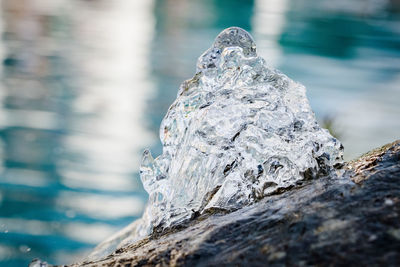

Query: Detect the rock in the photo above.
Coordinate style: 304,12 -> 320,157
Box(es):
65,140 -> 400,266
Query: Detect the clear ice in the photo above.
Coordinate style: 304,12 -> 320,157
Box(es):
89,27 -> 343,258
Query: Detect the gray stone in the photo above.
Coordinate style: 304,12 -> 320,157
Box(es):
64,140 -> 400,267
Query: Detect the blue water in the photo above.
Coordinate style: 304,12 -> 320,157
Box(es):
0,0 -> 399,266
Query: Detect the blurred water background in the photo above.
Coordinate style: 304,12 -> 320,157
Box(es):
0,0 -> 399,265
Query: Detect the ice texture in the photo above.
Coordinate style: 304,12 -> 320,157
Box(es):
136,27 -> 343,237
89,28 -> 344,258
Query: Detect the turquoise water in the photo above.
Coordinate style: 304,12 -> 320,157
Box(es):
0,0 -> 399,266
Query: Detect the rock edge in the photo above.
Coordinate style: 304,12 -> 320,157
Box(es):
58,140 -> 400,266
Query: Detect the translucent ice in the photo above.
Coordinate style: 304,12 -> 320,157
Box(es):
138,26 -> 343,232
89,27 -> 343,258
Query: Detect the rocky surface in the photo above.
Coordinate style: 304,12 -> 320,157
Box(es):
63,140 -> 400,266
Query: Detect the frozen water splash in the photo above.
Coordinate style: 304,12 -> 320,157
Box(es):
197,27 -> 256,71
137,26 -> 343,235
89,27 -> 343,258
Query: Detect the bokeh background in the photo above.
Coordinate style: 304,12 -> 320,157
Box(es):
0,0 -> 399,265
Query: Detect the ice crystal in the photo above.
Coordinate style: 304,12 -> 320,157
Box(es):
89,27 -> 343,258
137,26 -> 343,236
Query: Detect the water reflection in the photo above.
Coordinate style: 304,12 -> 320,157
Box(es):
252,0 -> 289,67
0,0 -> 155,265
275,0 -> 400,158
0,0 -> 399,266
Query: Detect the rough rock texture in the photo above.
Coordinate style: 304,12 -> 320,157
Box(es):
67,140 -> 400,267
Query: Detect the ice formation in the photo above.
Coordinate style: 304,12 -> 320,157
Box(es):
89,27 -> 343,258
137,26 -> 343,236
